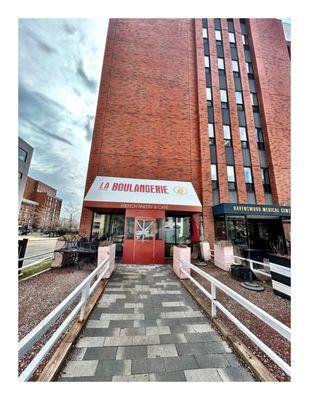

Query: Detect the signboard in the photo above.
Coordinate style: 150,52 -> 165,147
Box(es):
84,176 -> 202,212
213,203 -> 290,217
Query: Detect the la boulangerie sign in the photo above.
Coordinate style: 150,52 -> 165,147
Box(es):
83,176 -> 202,212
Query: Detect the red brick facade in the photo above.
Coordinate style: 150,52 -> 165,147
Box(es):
79,18 -> 290,245
19,177 -> 62,230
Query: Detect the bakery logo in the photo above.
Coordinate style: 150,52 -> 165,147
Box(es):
173,186 -> 187,195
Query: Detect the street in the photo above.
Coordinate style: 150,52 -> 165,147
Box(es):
20,238 -> 58,267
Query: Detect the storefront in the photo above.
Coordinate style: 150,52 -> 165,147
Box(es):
213,203 -> 291,256
83,176 -> 202,264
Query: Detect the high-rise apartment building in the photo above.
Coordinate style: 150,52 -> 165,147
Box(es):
19,177 -> 62,230
79,18 -> 290,264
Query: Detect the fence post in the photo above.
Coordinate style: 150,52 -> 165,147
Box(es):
78,281 -> 91,322
211,282 -> 217,318
18,238 -> 28,273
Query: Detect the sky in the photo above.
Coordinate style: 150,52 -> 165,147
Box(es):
19,18 -> 290,221
18,19 -> 109,220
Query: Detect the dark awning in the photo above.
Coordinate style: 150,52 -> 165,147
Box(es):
213,203 -> 290,217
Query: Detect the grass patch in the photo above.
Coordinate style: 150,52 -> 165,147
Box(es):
19,260 -> 52,280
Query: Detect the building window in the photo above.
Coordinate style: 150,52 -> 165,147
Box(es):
220,90 -> 227,103
244,167 -> 253,183
261,168 -> 271,193
204,56 -> 210,68
18,147 -> 27,162
218,58 -> 225,70
229,32 -> 235,43
242,34 -> 249,45
204,38 -> 210,55
251,93 -> 258,106
246,62 -> 253,74
235,91 -> 243,104
215,30 -> 222,41
227,19 -> 234,32
214,18 -> 221,30
239,127 -> 247,141
208,123 -> 214,138
227,165 -> 235,182
256,128 -> 265,149
202,28 -> 208,38
223,125 -> 231,139
206,87 -> 212,101
211,164 -> 217,181
232,60 -> 239,72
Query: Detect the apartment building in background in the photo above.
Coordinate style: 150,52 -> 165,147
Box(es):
18,177 -> 62,230
18,137 -> 33,210
79,18 -> 290,264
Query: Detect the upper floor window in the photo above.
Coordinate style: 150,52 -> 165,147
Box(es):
244,167 -> 253,183
214,18 -> 221,30
211,164 -> 217,181
223,125 -> 231,139
229,32 -> 235,43
218,58 -> 225,70
232,60 -> 239,72
208,123 -> 214,138
227,165 -> 235,182
220,89 -> 228,103
206,87 -> 212,101
215,30 -> 222,41
235,91 -> 243,104
202,28 -> 208,38
18,147 -> 27,162
204,56 -> 210,68
239,127 -> 247,141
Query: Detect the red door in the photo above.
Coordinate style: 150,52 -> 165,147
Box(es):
123,209 -> 165,264
134,218 -> 155,264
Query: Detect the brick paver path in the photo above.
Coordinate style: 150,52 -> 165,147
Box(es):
58,264 -> 254,382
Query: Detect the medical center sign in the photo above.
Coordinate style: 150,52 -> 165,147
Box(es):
83,176 -> 202,212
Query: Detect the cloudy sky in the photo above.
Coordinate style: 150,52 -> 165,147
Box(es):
19,19 -> 109,219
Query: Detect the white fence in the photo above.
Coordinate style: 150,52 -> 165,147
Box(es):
179,258 -> 291,377
18,251 -> 55,271
18,255 -> 110,382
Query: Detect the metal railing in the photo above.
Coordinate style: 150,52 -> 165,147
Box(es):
18,251 -> 55,271
179,258 -> 291,376
232,255 -> 272,278
18,255 -> 110,382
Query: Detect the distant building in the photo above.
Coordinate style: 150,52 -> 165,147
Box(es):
18,137 -> 33,210
19,177 -> 62,230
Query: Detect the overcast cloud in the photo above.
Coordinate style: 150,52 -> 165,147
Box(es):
18,18 -> 108,219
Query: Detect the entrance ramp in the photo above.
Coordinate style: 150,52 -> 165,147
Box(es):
57,264 -> 254,381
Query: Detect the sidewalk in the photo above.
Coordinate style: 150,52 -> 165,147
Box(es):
57,264 -> 254,382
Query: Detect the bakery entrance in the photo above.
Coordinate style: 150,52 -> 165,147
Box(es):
123,209 -> 165,264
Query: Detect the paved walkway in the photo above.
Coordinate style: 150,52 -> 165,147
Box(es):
58,264 -> 254,382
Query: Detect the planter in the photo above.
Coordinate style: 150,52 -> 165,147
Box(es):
98,244 -> 116,278
51,240 -> 65,268
269,254 -> 291,300
200,241 -> 211,261
214,242 -> 234,271
173,245 -> 191,279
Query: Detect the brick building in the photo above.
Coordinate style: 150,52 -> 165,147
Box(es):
79,18 -> 290,263
19,177 -> 62,230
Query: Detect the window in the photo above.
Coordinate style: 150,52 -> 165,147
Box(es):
227,19 -> 234,32
219,73 -> 227,89
232,60 -> 239,72
238,110 -> 246,126
261,168 -> 271,193
204,39 -> 209,55
202,28 -> 208,38
235,91 -> 243,104
218,58 -> 224,70
229,32 -> 235,43
215,30 -> 222,41
125,217 -> 135,239
230,45 -> 238,60
216,42 -> 224,57
242,34 -> 249,45
214,18 -> 221,30
204,56 -> 210,68
18,147 -> 27,162
211,164 -> 217,181
256,128 -> 265,149
205,68 -> 211,86
246,62 -> 253,74
239,127 -> 247,141
244,167 -> 253,183
251,93 -> 258,106
208,123 -> 214,138
202,18 -> 207,28
18,171 -> 23,179
254,112 -> 261,128
245,49 -> 251,62
220,89 -> 227,103
223,125 -> 231,139
208,106 -> 214,122
227,166 -> 235,182
206,87 -> 212,101
222,108 -> 230,125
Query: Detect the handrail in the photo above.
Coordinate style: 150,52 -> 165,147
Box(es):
18,250 -> 55,262
179,258 -> 291,376
19,255 -> 54,271
232,255 -> 272,277
18,255 -> 110,382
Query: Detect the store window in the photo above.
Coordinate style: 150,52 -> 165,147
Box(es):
165,217 -> 191,256
226,216 -> 247,246
92,213 -> 125,255
214,216 -> 226,241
